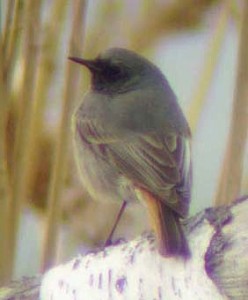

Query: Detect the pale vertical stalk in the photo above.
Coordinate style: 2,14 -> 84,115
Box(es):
41,0 -> 87,272
215,1 -> 248,206
0,51 -> 10,285
0,0 -> 25,284
1,0 -> 15,52
8,0 -> 42,276
0,0 -> 13,285
4,0 -> 25,85
25,0 -> 68,205
187,0 -> 232,132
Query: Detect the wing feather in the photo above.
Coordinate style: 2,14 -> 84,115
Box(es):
75,118 -> 191,216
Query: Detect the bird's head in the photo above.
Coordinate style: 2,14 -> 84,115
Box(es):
69,48 -> 165,94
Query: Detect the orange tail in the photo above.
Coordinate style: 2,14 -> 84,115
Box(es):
138,189 -> 189,257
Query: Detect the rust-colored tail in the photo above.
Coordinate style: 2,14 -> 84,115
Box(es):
139,189 -> 190,257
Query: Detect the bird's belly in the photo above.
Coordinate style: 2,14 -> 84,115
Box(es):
73,135 -> 136,204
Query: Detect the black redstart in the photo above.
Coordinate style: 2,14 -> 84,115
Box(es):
69,48 -> 192,257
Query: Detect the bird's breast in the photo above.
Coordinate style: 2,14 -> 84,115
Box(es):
72,119 -> 137,204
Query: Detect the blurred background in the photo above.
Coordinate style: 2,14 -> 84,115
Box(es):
0,0 -> 247,285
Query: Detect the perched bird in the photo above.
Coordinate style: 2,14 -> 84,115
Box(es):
69,48 -> 192,257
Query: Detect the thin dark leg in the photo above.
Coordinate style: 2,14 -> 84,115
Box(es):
104,201 -> 127,247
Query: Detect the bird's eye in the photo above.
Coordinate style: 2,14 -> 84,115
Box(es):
104,64 -> 124,81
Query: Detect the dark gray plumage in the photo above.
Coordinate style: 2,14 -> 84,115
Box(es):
70,48 -> 192,257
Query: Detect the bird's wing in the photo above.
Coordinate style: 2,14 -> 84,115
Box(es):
75,118 -> 191,216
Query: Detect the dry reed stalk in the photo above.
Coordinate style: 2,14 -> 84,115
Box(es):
7,0 -> 42,277
0,1 -> 12,284
215,1 -> 248,206
0,0 -> 25,284
3,0 -> 25,87
41,0 -> 87,272
0,46 -> 10,285
25,0 -> 68,208
1,0 -> 15,54
187,0 -> 232,132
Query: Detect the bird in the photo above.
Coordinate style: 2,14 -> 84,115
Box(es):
69,48 -> 192,257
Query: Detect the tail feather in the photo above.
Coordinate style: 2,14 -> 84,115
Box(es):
137,188 -> 190,257
157,201 -> 189,257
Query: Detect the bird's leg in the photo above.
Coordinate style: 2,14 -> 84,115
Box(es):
104,200 -> 127,247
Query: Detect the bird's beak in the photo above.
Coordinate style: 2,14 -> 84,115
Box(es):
68,57 -> 101,72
